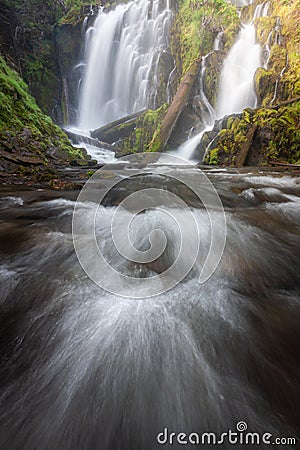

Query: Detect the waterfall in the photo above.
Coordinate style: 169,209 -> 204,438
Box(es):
213,31 -> 224,51
78,0 -> 173,130
216,3 -> 269,118
216,23 -> 261,117
177,2 -> 269,161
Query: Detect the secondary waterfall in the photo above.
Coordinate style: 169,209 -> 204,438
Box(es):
78,0 -> 173,130
216,3 -> 269,117
178,2 -> 269,161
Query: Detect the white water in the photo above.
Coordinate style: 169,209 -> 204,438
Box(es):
1,171 -> 300,448
216,24 -> 260,116
78,0 -> 173,130
213,31 -> 224,51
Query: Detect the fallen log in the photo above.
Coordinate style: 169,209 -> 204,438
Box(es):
149,59 -> 201,152
270,161 -> 300,168
91,109 -> 148,143
267,96 -> 300,109
235,125 -> 258,167
65,130 -> 118,153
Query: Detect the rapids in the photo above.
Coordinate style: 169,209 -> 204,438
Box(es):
0,166 -> 299,449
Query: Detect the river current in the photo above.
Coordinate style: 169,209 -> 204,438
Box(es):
0,165 -> 299,449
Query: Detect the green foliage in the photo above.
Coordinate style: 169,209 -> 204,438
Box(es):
59,1 -> 97,25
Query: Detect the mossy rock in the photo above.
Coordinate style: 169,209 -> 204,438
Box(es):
205,101 -> 300,166
154,51 -> 176,107
169,0 -> 239,81
0,55 -> 88,174
255,67 -> 277,106
254,0 -> 300,107
203,50 -> 226,107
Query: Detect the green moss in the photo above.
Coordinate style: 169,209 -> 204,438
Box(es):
0,56 -> 85,163
59,1 -> 97,25
254,0 -> 300,105
207,148 -> 220,165
170,0 -> 239,79
255,102 -> 300,164
206,101 -> 300,166
116,105 -> 168,155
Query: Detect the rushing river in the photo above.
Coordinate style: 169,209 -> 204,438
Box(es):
0,165 -> 299,449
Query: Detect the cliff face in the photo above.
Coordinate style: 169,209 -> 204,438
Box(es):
254,0 -> 300,106
0,1 -> 97,187
0,0 -> 93,123
0,0 -> 64,120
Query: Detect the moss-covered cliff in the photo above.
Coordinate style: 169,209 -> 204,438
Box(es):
0,55 -> 92,185
0,0 -> 63,119
0,0 -> 95,122
170,0 -> 239,78
254,0 -> 300,106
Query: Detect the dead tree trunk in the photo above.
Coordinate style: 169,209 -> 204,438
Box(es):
149,59 -> 201,152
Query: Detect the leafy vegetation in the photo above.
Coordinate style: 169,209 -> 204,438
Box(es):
58,0 -> 97,25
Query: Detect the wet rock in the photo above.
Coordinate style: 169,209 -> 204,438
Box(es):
203,50 -> 226,107
54,22 -> 83,124
154,51 -> 176,107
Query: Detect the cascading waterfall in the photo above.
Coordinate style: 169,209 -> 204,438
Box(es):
216,2 -> 269,117
216,26 -> 261,116
177,1 -> 269,161
213,31 -> 224,51
78,0 -> 173,130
